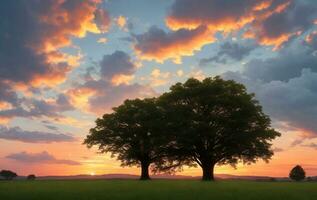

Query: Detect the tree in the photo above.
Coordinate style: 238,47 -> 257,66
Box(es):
0,170 -> 17,180
27,174 -> 36,180
158,77 -> 280,181
289,165 -> 306,181
84,98 -> 168,180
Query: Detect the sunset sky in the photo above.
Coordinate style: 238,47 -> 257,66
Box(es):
1,0 -> 317,177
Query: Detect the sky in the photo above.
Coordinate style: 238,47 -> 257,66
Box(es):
1,0 -> 317,177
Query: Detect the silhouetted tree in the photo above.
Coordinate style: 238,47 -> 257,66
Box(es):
158,77 -> 281,181
0,170 -> 17,180
289,165 -> 306,181
84,98 -> 168,180
27,174 -> 36,180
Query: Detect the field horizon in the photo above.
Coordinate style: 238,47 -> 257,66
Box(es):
3,172 -> 300,181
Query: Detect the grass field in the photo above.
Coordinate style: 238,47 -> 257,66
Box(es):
0,180 -> 317,200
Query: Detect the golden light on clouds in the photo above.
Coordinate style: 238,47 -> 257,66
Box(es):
134,26 -> 215,64
97,37 -> 108,44
111,74 -> 135,86
116,15 -> 127,29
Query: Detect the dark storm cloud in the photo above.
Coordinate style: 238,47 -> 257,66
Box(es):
6,151 -> 80,165
199,41 -> 257,66
0,126 -> 75,143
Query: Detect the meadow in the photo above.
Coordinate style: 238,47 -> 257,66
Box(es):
0,180 -> 317,200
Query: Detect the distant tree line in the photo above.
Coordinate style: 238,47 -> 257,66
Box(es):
0,170 -> 36,181
84,77 -> 281,181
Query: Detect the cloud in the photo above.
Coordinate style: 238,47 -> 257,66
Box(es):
148,69 -> 171,87
0,126 -> 75,143
166,0 -> 317,50
133,0 -> 310,64
176,69 -> 184,77
223,68 -> 317,137
67,51 -> 155,114
99,51 -> 137,82
116,15 -> 127,30
200,41 -> 257,66
133,25 -> 214,64
68,79 -> 154,115
245,0 -> 317,50
220,30 -> 317,137
6,151 -> 80,165
0,94 -> 74,122
0,0 -> 112,124
97,37 -> 108,44
302,143 -> 317,150
166,0 -> 260,31
272,147 -> 284,152
0,0 -> 108,88
94,8 -> 111,32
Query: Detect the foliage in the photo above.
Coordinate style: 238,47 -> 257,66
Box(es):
289,165 -> 306,181
158,77 -> 281,180
0,170 -> 17,180
84,98 -> 168,180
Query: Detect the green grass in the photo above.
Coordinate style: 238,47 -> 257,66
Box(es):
1,180 -> 317,200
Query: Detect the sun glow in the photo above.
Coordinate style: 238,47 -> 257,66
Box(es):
90,172 -> 95,176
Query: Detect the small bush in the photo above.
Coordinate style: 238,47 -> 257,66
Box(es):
289,165 -> 305,181
27,174 -> 36,180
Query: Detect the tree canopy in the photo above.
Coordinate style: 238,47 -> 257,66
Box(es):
289,165 -> 306,181
158,77 -> 281,180
84,98 -> 168,180
84,77 -> 281,181
0,170 -> 17,180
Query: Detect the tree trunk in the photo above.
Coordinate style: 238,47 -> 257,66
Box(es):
202,163 -> 215,181
140,161 -> 150,180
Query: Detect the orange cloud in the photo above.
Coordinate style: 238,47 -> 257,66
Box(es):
0,116 -> 11,124
134,26 -> 214,64
35,1 -> 104,54
67,87 -> 97,110
165,0 -> 306,51
166,14 -> 255,34
0,102 -> 12,110
0,0 -> 110,93
111,74 -> 135,86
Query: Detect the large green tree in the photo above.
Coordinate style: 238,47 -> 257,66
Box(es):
84,98 -> 167,180
158,77 -> 280,180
